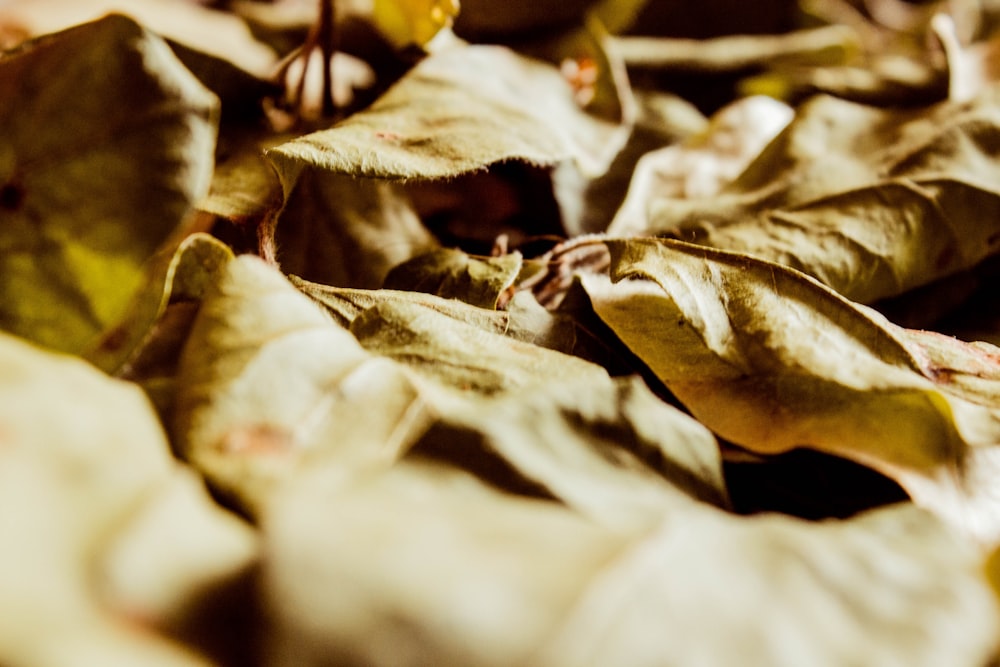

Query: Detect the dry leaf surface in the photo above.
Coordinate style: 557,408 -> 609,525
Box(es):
4,2 -> 1000,665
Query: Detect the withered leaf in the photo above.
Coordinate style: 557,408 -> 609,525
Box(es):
265,44 -> 617,181
0,15 -> 218,354
409,375 -> 729,531
291,274 -> 511,331
267,168 -> 438,289
611,88 -> 1000,304
382,247 -> 523,309
584,237 -> 1000,545
349,298 -> 610,396
0,332 -> 255,666
261,460 -> 999,667
172,255 -> 430,517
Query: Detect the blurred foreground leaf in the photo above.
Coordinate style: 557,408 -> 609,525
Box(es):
261,460 -> 999,667
0,332 -> 255,666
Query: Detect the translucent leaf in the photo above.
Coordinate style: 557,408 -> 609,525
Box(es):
0,15 -> 219,354
372,0 -> 460,48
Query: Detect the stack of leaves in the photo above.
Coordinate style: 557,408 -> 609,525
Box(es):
5,0 -> 1000,664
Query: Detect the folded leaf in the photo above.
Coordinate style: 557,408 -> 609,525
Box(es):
0,15 -> 218,353
172,255 -> 430,517
291,274 -> 511,332
611,89 -> 1000,303
349,298 -> 610,396
584,238 -> 1000,545
410,375 -> 729,531
266,168 -> 438,289
86,233 -> 234,378
265,44 -> 616,181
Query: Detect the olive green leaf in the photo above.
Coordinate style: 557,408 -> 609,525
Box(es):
409,375 -> 729,531
198,131 -> 285,224
0,332 -> 255,666
382,247 -> 523,309
583,238 -> 1000,545
172,255 -> 430,518
610,88 -> 1000,304
86,233 -> 234,377
84,233 -> 234,422
0,14 -> 219,354
291,274 -> 511,332
349,298 -> 610,396
261,460 -> 999,667
265,44 -> 616,181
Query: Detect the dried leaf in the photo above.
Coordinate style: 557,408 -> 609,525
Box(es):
584,238 -> 1000,545
0,332 -> 255,666
172,255 -> 430,517
610,95 -> 794,233
382,247 -> 523,309
0,15 -> 219,354
0,0 -> 277,77
86,233 -> 234,378
410,375 -> 729,531
265,44 -> 616,181
267,168 -> 438,289
292,274 -> 511,331
349,298 -> 610,396
261,460 -> 1000,667
612,88 -> 1000,304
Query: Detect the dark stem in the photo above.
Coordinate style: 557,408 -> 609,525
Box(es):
317,0 -> 337,117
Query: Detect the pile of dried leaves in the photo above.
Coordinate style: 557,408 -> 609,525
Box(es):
5,0 -> 1000,664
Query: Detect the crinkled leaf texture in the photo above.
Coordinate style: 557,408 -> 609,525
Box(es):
0,332 -> 255,666
409,375 -> 729,531
292,275 -> 513,331
382,247 -> 524,309
584,238 -> 1000,545
261,461 -> 1000,667
172,255 -> 429,517
265,44 -> 613,181
0,14 -> 219,353
611,88 -> 1000,304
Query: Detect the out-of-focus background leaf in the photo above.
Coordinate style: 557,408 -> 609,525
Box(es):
0,15 -> 218,354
